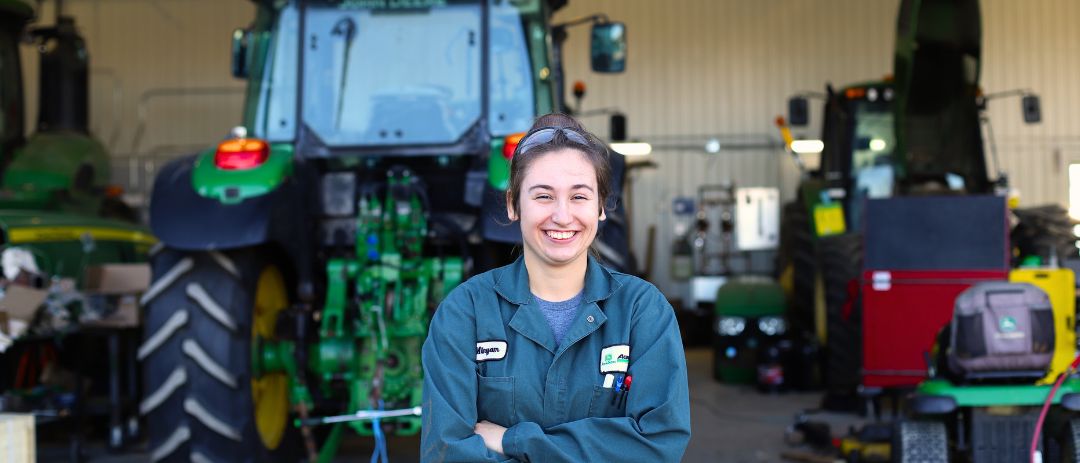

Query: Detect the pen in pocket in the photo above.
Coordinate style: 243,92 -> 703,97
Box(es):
618,375 -> 633,407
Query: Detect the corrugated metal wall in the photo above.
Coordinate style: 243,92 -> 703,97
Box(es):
21,0 -> 1080,296
980,0 -> 1080,208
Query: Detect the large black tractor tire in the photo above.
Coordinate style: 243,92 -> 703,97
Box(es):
1062,418 -> 1080,463
820,233 -> 864,396
139,248 -> 298,463
777,201 -> 817,335
892,420 -> 949,463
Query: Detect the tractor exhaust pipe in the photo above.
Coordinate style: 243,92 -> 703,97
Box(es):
34,14 -> 89,134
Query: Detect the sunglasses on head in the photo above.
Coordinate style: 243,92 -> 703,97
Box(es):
514,126 -> 592,157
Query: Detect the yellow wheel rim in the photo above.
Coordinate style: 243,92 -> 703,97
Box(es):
251,265 -> 289,450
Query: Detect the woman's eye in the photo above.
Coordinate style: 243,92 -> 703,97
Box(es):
534,194 -> 552,200
573,195 -> 589,200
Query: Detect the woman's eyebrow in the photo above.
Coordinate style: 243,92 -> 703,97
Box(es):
527,184 -> 596,192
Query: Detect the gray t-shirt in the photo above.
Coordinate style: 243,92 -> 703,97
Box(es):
534,291 -> 584,346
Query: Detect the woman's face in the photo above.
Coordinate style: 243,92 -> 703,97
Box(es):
508,148 -> 606,271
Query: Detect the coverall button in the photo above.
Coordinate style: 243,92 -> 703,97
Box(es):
586,315 -> 595,323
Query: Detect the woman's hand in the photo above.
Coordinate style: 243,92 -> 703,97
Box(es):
474,420 -> 507,455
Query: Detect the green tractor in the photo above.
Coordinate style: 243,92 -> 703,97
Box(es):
778,0 -> 1040,410
0,1 -> 150,283
139,1 -> 632,461
0,0 -> 152,451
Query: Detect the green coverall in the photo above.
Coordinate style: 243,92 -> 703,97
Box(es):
421,255 -> 691,462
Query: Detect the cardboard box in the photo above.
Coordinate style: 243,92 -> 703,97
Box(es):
83,264 -> 151,295
0,413 -> 35,462
0,285 -> 49,329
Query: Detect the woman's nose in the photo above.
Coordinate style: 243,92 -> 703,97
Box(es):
551,200 -> 571,224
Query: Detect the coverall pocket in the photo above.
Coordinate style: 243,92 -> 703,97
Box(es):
587,385 -> 626,418
476,374 -> 515,426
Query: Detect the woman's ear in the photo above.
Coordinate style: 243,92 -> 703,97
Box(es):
506,191 -> 518,221
599,207 -> 607,221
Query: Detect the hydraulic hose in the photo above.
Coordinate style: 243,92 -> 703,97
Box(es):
1031,354 -> 1080,463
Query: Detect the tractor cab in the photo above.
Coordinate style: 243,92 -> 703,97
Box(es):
233,0 -> 624,154
815,81 -> 899,230
202,0 -> 629,253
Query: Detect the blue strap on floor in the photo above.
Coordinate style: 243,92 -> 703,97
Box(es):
370,400 -> 390,463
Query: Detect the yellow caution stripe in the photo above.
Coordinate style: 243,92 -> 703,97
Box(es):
7,226 -> 158,245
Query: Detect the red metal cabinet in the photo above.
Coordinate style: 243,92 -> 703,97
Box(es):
861,269 -> 1008,388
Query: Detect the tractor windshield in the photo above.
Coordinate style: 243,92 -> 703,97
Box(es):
850,100 -> 895,199
256,0 -> 536,147
848,99 -> 895,227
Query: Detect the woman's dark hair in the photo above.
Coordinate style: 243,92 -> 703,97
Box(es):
506,113 -> 612,217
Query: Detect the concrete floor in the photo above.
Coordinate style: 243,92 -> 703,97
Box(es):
37,347 -> 867,462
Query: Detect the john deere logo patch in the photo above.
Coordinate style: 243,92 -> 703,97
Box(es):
599,344 -> 630,374
999,316 -> 1018,333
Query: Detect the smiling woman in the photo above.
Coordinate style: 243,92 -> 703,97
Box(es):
420,113 -> 691,463
510,147 -> 607,296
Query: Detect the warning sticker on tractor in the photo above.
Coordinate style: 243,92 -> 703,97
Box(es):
813,203 -> 846,237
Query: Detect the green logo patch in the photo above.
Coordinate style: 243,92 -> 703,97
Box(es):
999,316 -> 1018,333
599,345 -> 630,374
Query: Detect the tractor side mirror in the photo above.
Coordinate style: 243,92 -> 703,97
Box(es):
1022,94 -> 1041,124
788,97 -> 809,126
231,28 -> 252,78
591,22 -> 626,73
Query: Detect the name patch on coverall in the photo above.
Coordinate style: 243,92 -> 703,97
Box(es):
476,341 -> 507,362
599,344 -> 630,373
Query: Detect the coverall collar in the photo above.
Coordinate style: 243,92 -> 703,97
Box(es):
493,254 -> 622,306
493,255 -> 623,353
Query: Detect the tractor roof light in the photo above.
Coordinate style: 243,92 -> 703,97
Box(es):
845,87 -> 866,100
215,137 -> 269,170
610,142 -> 652,156
790,139 -> 824,154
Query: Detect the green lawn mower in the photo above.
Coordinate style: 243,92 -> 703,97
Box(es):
895,275 -> 1080,463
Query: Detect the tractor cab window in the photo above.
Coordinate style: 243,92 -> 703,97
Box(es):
848,99 -> 895,227
256,0 -> 538,146
851,99 -> 895,198
301,1 -> 482,147
488,0 -> 534,136
258,6 -> 300,143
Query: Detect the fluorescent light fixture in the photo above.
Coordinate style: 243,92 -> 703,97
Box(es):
870,138 -> 887,151
704,138 -> 721,154
610,142 -> 652,156
790,139 -> 824,154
